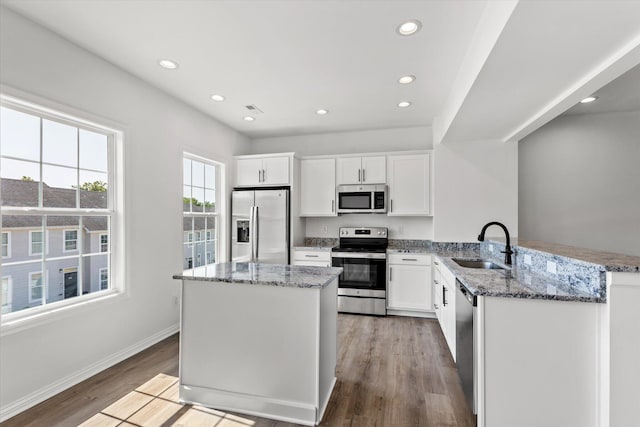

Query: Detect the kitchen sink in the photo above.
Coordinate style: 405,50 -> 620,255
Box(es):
452,258 -> 505,270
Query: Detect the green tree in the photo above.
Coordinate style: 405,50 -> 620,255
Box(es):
22,176 -> 34,181
77,180 -> 107,192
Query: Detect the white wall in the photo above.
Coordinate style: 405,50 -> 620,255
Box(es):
519,110 -> 640,256
433,140 -> 518,242
248,126 -> 432,156
0,7 -> 249,419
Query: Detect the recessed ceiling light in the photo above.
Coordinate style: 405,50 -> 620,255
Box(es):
398,75 -> 416,84
158,59 -> 179,70
243,116 -> 255,122
316,109 -> 329,115
398,101 -> 412,108
210,94 -> 225,102
580,96 -> 598,103
397,20 -> 422,36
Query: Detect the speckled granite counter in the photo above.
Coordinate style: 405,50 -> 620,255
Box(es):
435,255 -> 604,303
174,262 -> 343,288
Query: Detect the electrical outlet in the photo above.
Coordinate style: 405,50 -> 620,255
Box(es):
323,225 -> 328,235
524,254 -> 532,265
546,261 -> 557,274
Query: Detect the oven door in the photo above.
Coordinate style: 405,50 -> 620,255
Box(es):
331,253 -> 386,297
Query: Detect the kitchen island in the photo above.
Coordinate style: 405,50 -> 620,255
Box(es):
173,262 -> 343,426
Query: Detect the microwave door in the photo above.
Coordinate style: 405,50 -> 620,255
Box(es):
339,192 -> 372,212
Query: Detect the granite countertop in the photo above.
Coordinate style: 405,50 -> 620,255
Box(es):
434,255 -> 605,303
174,262 -> 343,289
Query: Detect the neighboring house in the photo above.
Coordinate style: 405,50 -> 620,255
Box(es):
182,214 -> 215,270
1,178 -> 108,314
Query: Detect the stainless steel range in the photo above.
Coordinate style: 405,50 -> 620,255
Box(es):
331,227 -> 388,316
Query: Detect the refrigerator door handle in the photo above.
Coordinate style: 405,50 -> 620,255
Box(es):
253,206 -> 259,261
249,206 -> 256,261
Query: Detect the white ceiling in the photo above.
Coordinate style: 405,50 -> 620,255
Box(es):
2,0 -> 640,143
0,0 -> 487,139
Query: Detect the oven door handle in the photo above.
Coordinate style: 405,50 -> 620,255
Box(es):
331,252 -> 387,259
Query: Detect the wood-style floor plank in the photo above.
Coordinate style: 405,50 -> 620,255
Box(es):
1,315 -> 475,427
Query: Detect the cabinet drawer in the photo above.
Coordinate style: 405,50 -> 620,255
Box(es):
293,250 -> 331,263
388,253 -> 431,266
292,260 -> 331,268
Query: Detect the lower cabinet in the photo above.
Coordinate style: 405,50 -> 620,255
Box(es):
292,249 -> 331,267
433,257 -> 456,361
387,253 -> 433,317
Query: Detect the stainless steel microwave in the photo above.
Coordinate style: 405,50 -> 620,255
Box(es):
337,185 -> 387,214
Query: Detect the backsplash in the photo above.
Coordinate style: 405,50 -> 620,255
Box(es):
481,240 -> 606,299
303,237 -> 339,247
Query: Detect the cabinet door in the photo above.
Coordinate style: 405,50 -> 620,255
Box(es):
388,154 -> 430,215
262,156 -> 290,185
433,265 -> 443,322
361,156 -> 386,184
292,260 -> 331,267
388,265 -> 432,311
300,159 -> 336,216
336,157 -> 363,185
236,158 -> 263,186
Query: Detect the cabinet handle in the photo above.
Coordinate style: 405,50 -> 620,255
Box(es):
305,254 -> 319,258
443,287 -> 448,306
362,169 -> 365,182
402,258 -> 418,262
390,199 -> 393,212
262,169 -> 266,182
258,170 -> 261,183
389,267 -> 392,281
358,169 -> 361,182
331,200 -> 335,212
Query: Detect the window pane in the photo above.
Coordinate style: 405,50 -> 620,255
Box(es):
47,216 -> 79,255
52,262 -> 80,303
1,158 -> 40,207
81,216 -> 109,255
1,260 -> 41,313
191,187 -> 204,213
183,217 -> 194,270
192,160 -> 204,188
183,158 -> 191,186
100,234 -> 109,253
43,164 -> 77,208
79,129 -> 107,172
43,119 -> 77,168
183,185 -> 191,212
79,170 -> 108,209
0,106 -> 40,161
205,217 -> 216,264
193,217 -> 206,267
204,189 -> 215,213
1,277 -> 11,314
205,164 -> 215,189
83,254 -> 108,294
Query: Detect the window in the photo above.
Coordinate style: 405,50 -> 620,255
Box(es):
99,268 -> 108,290
30,230 -> 44,255
1,277 -> 11,314
29,272 -> 43,303
1,98 -> 117,318
64,229 -> 78,251
1,232 -> 10,258
183,154 -> 221,270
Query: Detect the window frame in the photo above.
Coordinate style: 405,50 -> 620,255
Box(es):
28,271 -> 44,304
63,229 -> 79,252
99,233 -> 108,253
29,230 -> 48,256
1,94 -> 123,329
1,231 -> 10,258
99,267 -> 108,291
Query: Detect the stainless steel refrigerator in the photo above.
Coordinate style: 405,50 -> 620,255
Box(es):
231,188 -> 290,264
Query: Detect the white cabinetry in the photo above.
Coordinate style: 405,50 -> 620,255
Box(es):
236,155 -> 290,186
300,158 -> 336,216
434,257 -> 456,360
387,253 -> 433,317
336,156 -> 386,184
293,249 -> 332,267
387,153 -> 431,216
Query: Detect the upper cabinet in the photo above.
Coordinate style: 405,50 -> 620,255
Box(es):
300,158 -> 336,216
236,155 -> 290,187
387,153 -> 431,216
336,156 -> 386,185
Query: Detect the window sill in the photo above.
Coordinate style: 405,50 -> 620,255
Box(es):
0,290 -> 126,337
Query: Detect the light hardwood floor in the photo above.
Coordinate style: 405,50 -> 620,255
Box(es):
1,314 -> 475,427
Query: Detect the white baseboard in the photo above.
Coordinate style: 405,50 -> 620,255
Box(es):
387,309 -> 436,319
317,376 -> 337,424
180,384 -> 318,426
0,323 -> 179,422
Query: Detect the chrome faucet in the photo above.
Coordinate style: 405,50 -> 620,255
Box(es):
477,222 -> 513,265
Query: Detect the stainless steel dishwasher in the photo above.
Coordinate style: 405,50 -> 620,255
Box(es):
456,279 -> 476,415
